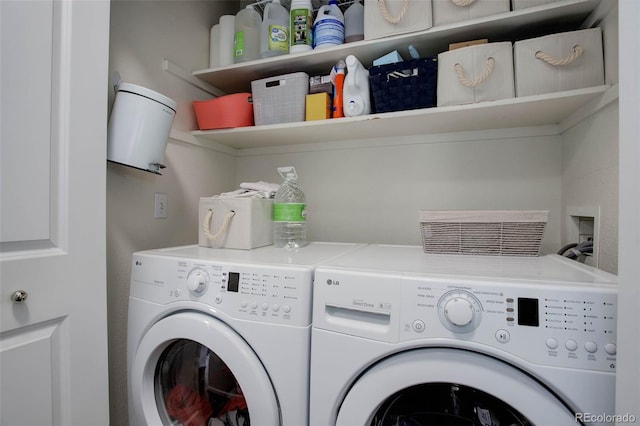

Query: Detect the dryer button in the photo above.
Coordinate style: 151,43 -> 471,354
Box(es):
261,303 -> 269,311
283,305 -> 291,313
240,300 -> 248,308
605,343 -> 617,355
215,294 -> 223,304
584,341 -> 598,353
495,329 -> 510,343
412,320 -> 425,333
565,339 -> 578,352
250,302 -> 258,310
272,304 -> 280,312
545,338 -> 559,350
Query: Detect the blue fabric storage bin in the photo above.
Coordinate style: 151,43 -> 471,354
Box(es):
369,57 -> 438,113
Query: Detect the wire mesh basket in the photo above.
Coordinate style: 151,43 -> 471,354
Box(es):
419,210 -> 548,256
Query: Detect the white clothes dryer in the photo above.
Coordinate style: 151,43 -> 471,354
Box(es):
310,245 -> 618,426
127,242 -> 363,426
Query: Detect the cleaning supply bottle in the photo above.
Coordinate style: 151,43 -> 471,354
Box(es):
313,0 -> 344,49
343,54 -> 371,117
234,5 -> 261,63
273,166 -> 307,249
289,0 -> 313,53
344,0 -> 364,43
260,0 -> 290,58
331,59 -> 346,118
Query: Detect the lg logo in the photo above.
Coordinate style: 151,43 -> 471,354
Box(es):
326,279 -> 340,286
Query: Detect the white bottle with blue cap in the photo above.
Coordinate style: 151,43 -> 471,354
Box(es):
314,0 -> 344,49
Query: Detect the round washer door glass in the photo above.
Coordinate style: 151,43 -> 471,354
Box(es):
155,339 -> 248,425
130,312 -> 280,426
337,348 -> 578,426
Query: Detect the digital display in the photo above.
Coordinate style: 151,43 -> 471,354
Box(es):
517,298 -> 539,327
227,272 -> 240,292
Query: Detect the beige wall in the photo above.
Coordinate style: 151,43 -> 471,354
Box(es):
107,1 -> 237,425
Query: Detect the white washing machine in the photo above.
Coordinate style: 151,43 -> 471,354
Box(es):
310,244 -> 618,426
127,242 -> 363,426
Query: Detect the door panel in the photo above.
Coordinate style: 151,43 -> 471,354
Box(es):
0,0 -> 110,424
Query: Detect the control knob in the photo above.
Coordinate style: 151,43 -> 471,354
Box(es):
438,290 -> 482,332
187,268 -> 209,295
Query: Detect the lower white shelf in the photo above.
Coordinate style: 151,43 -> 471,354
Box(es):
191,85 -> 611,149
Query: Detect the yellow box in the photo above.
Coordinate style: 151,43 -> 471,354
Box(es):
305,93 -> 331,121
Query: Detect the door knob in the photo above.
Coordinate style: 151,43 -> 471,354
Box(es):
11,290 -> 28,303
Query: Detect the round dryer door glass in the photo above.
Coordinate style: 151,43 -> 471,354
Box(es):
155,339 -> 248,426
370,383 -> 531,426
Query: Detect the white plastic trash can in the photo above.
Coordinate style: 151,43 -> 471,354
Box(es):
107,83 -> 176,174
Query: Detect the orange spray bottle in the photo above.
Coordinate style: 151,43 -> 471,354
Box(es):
331,59 -> 346,118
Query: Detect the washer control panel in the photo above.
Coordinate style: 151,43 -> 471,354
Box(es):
313,269 -> 617,372
131,254 -> 313,327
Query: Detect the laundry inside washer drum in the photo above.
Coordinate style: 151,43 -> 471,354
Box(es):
370,383 -> 532,426
154,339 -> 250,426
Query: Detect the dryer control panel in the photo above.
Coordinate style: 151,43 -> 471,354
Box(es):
131,253 -> 313,327
313,268 -> 617,373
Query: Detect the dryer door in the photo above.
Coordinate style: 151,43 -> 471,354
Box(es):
337,348 -> 578,426
130,312 -> 280,426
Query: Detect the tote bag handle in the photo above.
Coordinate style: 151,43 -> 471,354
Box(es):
203,209 -> 236,241
378,0 -> 410,24
454,57 -> 496,88
535,45 -> 584,66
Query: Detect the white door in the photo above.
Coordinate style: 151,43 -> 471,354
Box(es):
0,0 -> 110,425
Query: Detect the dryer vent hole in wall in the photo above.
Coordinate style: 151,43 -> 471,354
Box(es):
154,193 -> 168,218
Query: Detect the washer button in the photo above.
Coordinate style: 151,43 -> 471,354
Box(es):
495,329 -> 510,343
240,300 -> 248,308
545,338 -> 559,350
283,305 -> 291,313
605,343 -> 617,355
584,341 -> 598,353
215,294 -> 223,304
261,303 -> 269,311
272,304 -> 280,312
250,301 -> 258,310
412,320 -> 425,333
565,339 -> 578,352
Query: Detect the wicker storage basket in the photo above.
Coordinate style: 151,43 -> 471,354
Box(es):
420,210 -> 548,256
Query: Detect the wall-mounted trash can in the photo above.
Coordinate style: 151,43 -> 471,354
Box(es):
107,83 -> 176,174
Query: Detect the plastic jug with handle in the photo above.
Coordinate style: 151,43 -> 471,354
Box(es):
260,0 -> 289,58
343,55 -> 371,117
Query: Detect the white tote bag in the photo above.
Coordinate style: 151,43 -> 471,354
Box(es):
437,42 -> 515,107
364,0 -> 433,40
198,197 -> 273,250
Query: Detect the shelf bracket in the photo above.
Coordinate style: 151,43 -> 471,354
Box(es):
162,58 -> 226,97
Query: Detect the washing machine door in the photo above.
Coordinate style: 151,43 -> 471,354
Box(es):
337,348 -> 578,426
130,311 -> 280,426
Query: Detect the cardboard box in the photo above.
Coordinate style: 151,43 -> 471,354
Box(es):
306,93 -> 331,121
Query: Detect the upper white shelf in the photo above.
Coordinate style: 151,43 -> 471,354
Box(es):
192,85 -> 610,149
193,0 -> 600,94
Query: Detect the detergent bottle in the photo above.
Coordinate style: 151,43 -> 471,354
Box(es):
289,0 -> 313,53
343,54 -> 371,117
260,0 -> 290,58
234,5 -> 262,63
313,0 -> 344,49
344,0 -> 364,43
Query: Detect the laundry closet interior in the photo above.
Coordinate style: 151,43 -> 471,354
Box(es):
106,1 -> 622,425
